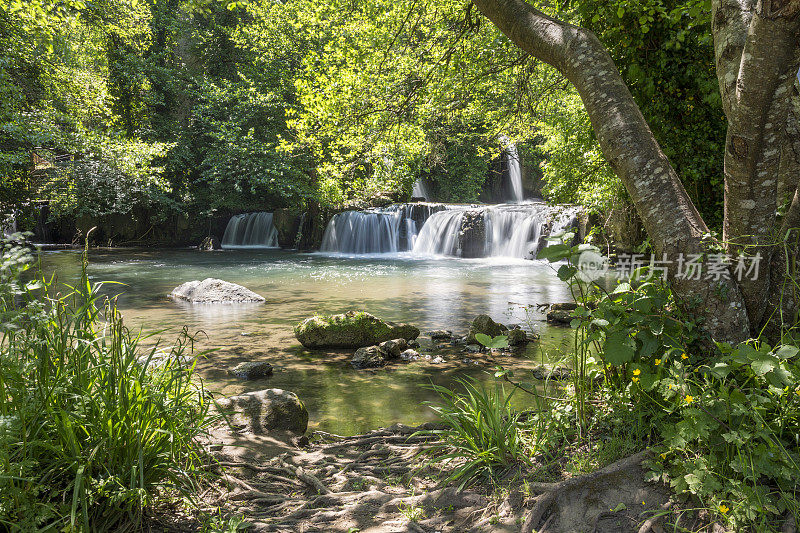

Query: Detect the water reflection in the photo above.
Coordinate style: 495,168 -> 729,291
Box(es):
39,248 -> 575,434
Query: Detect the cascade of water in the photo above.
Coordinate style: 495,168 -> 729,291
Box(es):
484,206 -> 547,258
2,214 -> 17,238
412,209 -> 466,256
412,179 -> 431,201
320,204 -> 445,254
506,145 -> 524,203
320,202 -> 581,259
221,212 -> 279,248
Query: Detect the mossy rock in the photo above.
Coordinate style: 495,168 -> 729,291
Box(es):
466,314 -> 508,344
294,311 -> 420,349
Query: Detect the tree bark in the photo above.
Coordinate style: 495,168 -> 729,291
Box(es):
471,0 -> 751,344
712,0 -> 800,328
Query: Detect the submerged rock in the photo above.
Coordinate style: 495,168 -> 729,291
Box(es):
426,329 -> 453,341
351,345 -> 386,369
507,328 -> 529,346
532,366 -> 572,381
463,344 -> 482,354
379,338 -> 407,358
227,361 -> 273,380
547,309 -> 573,325
466,314 -> 508,344
215,389 -> 308,434
294,311 -> 420,349
170,278 -> 265,303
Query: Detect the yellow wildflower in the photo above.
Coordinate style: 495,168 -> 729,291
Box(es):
684,395 -> 694,404
632,377 -> 640,383
633,368 -> 641,376
655,359 -> 661,366
718,504 -> 729,514
681,353 -> 689,360
668,384 -> 674,389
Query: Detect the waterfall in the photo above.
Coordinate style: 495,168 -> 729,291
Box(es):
484,206 -> 546,258
320,204 -> 444,254
412,179 -> 431,201
320,202 -> 581,259
506,145 -> 524,203
221,212 -> 279,248
412,209 -> 465,256
2,214 -> 17,238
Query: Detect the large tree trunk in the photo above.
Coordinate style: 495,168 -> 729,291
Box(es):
471,0 -> 800,344
712,0 -> 800,329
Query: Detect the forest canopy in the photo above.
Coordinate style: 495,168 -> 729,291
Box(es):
1,0 -> 723,225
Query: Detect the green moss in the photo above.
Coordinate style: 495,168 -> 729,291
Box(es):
294,311 -> 419,349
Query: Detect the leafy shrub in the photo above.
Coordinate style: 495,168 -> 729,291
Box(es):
0,237 -> 213,531
539,233 -> 800,530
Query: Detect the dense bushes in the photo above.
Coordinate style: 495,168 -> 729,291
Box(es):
0,237 -> 213,531
425,235 -> 800,530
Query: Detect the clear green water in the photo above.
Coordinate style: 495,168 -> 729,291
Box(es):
39,248 -> 574,435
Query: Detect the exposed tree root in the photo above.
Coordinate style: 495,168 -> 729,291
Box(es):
521,450 -> 650,533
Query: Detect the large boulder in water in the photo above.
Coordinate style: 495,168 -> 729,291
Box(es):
466,314 -> 508,344
294,311 -> 420,349
170,278 -> 265,303
215,389 -> 308,434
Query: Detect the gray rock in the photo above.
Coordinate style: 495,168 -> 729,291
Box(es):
379,338 -> 408,358
400,349 -> 420,360
351,346 -> 386,369
227,361 -> 273,380
466,314 -> 508,344
507,328 -> 529,346
170,278 -> 265,303
426,329 -> 453,341
408,339 -> 421,349
215,389 -> 308,434
532,366 -> 572,381
464,344 -> 482,353
431,356 -> 445,364
294,311 -> 420,349
547,309 -> 573,325
551,302 -> 578,311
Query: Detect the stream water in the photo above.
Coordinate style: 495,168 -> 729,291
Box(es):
39,248 -> 575,435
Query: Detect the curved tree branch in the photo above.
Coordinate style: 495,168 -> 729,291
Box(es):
471,0 -> 751,343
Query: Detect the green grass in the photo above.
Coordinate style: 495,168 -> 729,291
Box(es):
0,237 -> 214,531
418,377 -> 536,488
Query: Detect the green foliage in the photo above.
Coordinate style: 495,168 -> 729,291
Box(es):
474,333 -> 509,350
541,233 -> 800,530
564,0 -> 726,225
0,236 -> 214,531
418,378 -> 534,488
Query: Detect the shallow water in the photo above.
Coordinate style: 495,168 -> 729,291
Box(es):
39,248 -> 575,435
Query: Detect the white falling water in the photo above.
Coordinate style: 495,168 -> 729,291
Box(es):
412,209 -> 466,256
484,206 -> 546,258
320,204 -> 445,254
2,214 -> 17,238
412,179 -> 431,201
321,208 -> 403,254
320,202 -> 582,259
506,145 -> 524,203
221,212 -> 279,248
